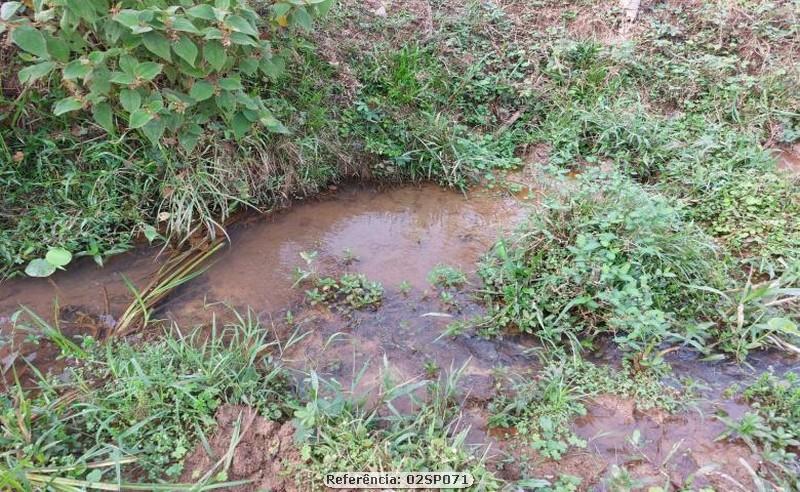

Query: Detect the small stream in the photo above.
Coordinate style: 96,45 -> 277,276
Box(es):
1,181 -> 796,489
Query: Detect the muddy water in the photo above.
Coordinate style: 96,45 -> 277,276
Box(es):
166,183 -> 529,318
0,184 -> 524,321
0,183 -> 533,387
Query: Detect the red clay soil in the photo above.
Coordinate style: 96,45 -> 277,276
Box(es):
180,405 -> 301,492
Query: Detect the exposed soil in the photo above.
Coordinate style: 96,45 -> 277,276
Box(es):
180,404 -> 301,492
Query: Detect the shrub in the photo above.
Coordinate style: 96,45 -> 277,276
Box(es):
478,172 -> 724,354
2,0 -> 331,150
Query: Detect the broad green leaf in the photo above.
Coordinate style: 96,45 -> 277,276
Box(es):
215,0 -> 231,10
189,80 -> 214,101
218,76 -> 242,91
290,7 -> 313,31
143,224 -> 161,243
173,36 -> 198,66
171,17 -> 200,33
203,27 -> 224,39
1,2 -> 22,21
118,54 -> 138,74
178,124 -> 203,152
239,57 -> 258,76
272,3 -> 291,17
11,25 -> 49,58
142,31 -> 172,62
315,0 -> 333,16
113,9 -> 140,29
25,259 -> 56,277
229,32 -> 258,46
45,34 -> 70,62
92,102 -> 115,133
53,96 -> 83,115
129,110 -> 153,129
231,111 -> 251,139
259,57 -> 283,78
110,71 -> 136,85
64,0 -> 98,22
186,4 -> 215,20
45,248 -> 72,267
260,112 -> 289,134
119,88 -> 141,112
63,60 -> 91,79
215,90 -> 235,113
224,15 -> 257,36
19,61 -> 55,84
89,67 -> 112,94
203,40 -> 226,71
141,117 -> 166,144
135,61 -> 162,80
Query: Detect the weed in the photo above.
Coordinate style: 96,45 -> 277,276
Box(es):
478,172 -> 724,356
718,371 -> 800,488
489,356 -> 681,460
427,264 -> 468,289
0,309 -> 294,484
398,280 -> 412,296
292,363 -> 503,490
306,273 -> 384,311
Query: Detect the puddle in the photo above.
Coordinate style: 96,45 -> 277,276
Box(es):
0,183 -> 530,384
775,144 -> 800,175
166,183 -> 528,318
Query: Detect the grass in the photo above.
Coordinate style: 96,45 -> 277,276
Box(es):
3,0 -> 800,488
291,361 -> 503,490
477,171 -> 727,357
719,371 -> 800,490
0,309 -> 296,487
488,354 -> 682,460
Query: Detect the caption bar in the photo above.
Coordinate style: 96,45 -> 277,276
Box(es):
324,472 -> 474,489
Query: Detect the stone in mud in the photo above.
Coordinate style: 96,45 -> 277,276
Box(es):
180,404 -> 300,492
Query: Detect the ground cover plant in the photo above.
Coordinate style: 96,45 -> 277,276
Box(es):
488,354 -> 682,460
292,362 -> 503,490
0,309 -> 295,488
719,371 -> 800,490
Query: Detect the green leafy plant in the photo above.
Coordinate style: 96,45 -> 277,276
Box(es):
718,371 -> 800,488
427,263 -> 468,288
0,308 -> 295,484
305,273 -> 384,311
478,172 -> 724,355
4,0 -> 330,150
23,247 -> 72,277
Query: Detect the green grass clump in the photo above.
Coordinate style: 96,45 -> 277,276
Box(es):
427,264 -> 468,289
0,310 -> 294,485
719,371 -> 800,489
489,356 -> 681,460
478,172 -> 724,355
292,364 -> 503,491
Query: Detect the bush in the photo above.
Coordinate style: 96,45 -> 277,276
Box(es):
478,172 -> 724,354
2,0 -> 330,150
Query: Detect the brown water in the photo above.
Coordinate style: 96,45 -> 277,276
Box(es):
165,183 -> 529,319
0,184 -> 524,321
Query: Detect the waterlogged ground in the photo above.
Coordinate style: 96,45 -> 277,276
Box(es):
1,181 -> 797,490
